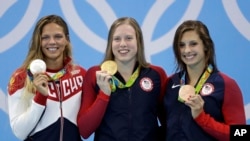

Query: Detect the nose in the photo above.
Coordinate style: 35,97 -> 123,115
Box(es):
120,39 -> 127,47
48,37 -> 56,44
183,45 -> 191,53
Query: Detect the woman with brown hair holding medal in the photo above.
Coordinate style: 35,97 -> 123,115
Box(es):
163,20 -> 246,141
77,17 -> 167,141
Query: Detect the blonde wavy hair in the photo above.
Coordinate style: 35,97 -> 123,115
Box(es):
21,15 -> 73,95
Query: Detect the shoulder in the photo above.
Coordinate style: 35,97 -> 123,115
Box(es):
149,64 -> 167,76
85,65 -> 100,78
149,64 -> 164,70
166,72 -> 181,85
218,72 -> 238,86
87,65 -> 100,72
74,65 -> 87,73
148,65 -> 168,86
67,64 -> 87,77
8,68 -> 26,95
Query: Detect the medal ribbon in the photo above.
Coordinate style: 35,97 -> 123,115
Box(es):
110,67 -> 140,92
27,67 -> 66,82
180,64 -> 213,94
49,68 -> 66,81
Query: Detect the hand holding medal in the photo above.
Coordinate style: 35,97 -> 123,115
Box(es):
96,60 -> 117,95
178,85 -> 195,102
29,59 -> 48,90
100,60 -> 117,75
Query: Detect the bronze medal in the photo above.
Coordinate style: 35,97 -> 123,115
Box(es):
101,60 -> 117,75
178,85 -> 195,102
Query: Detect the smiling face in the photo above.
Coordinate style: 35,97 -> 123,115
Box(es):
41,23 -> 69,63
173,20 -> 217,72
179,30 -> 206,69
112,23 -> 138,65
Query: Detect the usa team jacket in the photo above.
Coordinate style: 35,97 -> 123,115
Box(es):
77,64 -> 167,141
164,70 -> 246,141
8,60 -> 86,141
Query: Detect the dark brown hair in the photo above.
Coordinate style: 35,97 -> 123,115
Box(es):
173,20 -> 217,72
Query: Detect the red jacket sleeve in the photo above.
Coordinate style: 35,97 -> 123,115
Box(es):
150,65 -> 168,126
195,73 -> 246,141
77,66 -> 110,139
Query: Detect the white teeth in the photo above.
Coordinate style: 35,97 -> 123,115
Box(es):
119,50 -> 128,53
48,48 -> 57,51
186,55 -> 193,59
184,54 -> 194,59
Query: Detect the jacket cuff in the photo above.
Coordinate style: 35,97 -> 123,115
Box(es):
34,91 -> 48,105
98,91 -> 110,102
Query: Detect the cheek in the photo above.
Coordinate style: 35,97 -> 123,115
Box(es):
62,39 -> 68,46
127,41 -> 137,49
111,43 -> 119,50
134,46 -> 138,53
40,41 -> 45,48
40,40 -> 46,47
40,46 -> 47,54
179,48 -> 184,55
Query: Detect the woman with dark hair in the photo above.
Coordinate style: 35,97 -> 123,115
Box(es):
164,20 -> 246,141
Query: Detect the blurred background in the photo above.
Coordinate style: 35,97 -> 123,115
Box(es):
0,0 -> 249,140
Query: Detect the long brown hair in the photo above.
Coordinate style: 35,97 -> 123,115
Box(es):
102,17 -> 149,68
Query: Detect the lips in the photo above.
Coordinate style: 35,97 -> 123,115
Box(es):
184,53 -> 196,60
118,49 -> 129,54
47,47 -> 58,51
47,47 -> 58,52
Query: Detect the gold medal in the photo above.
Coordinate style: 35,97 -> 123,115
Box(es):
101,60 -> 117,75
178,85 -> 195,102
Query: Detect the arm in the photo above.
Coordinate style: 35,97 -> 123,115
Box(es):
194,73 -> 246,141
7,69 -> 47,140
77,66 -> 110,139
150,65 -> 168,125
151,65 -> 168,140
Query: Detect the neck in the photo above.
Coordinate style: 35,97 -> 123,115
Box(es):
46,59 -> 64,70
186,64 -> 206,86
116,61 -> 136,82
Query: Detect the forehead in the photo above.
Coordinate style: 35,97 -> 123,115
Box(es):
42,23 -> 64,34
181,30 -> 200,41
113,24 -> 135,35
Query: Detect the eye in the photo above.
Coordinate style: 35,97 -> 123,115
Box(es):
126,36 -> 133,40
113,36 -> 121,41
189,41 -> 198,47
54,34 -> 63,39
41,36 -> 50,40
179,42 -> 185,48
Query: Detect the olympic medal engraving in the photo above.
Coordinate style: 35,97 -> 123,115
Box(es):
101,60 -> 117,75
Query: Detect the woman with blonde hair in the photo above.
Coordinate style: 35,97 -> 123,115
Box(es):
8,14 -> 86,141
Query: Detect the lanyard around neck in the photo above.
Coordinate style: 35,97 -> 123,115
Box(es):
180,64 -> 213,94
110,67 -> 140,92
49,68 -> 66,81
27,67 -> 66,82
